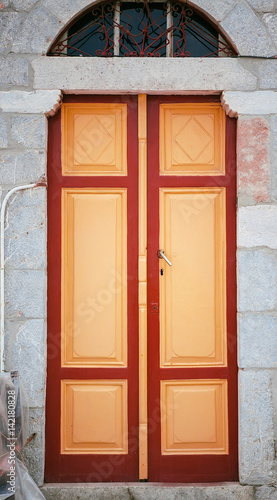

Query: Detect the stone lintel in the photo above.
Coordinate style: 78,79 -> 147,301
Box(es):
32,57 -> 257,93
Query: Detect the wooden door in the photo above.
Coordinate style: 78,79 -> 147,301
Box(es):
46,95 -> 237,483
147,96 -> 238,482
46,95 -> 139,482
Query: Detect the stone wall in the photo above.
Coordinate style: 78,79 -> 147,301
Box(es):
0,0 -> 277,489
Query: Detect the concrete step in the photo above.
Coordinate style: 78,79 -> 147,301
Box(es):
40,482 -> 271,500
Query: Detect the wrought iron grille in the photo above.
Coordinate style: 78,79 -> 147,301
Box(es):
48,1 -> 235,57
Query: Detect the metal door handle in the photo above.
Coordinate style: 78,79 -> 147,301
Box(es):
157,249 -> 172,266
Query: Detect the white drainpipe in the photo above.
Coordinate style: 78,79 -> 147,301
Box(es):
0,180 -> 46,373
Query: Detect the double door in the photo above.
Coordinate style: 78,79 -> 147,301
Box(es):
46,94 -> 237,482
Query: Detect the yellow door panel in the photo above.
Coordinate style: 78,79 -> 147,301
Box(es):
159,103 -> 225,175
62,103 -> 127,175
61,380 -> 128,454
160,188 -> 227,367
160,380 -> 228,455
62,188 -> 127,366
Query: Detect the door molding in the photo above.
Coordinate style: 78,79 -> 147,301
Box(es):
138,95 -> 148,479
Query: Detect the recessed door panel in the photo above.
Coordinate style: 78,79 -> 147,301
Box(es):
159,187 -> 227,367
159,103 -> 225,175
160,380 -> 228,455
62,188 -> 127,367
61,380 -> 128,454
62,103 -> 127,176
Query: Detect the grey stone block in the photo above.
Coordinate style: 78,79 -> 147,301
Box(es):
128,484 -> 254,500
3,319 -> 19,371
220,2 -> 276,57
10,319 -> 46,407
22,407 -> 45,486
238,250 -> 277,312
5,188 -> 46,270
255,487 -> 277,499
5,227 -> 46,270
238,206 -> 277,250
0,12 -> 23,55
11,115 -> 46,149
239,313 -> 277,368
0,56 -> 28,87
0,150 -> 46,185
239,370 -> 275,485
41,0 -> 237,25
259,61 -> 277,89
247,0 -> 275,12
222,90 -> 277,116
42,485 -> 130,500
11,0 -> 39,11
263,14 -> 277,47
3,319 -> 46,407
12,7 -> 61,54
0,115 -> 8,148
5,269 -> 46,318
42,0 -> 93,24
41,484 -> 255,500
5,186 -> 45,208
186,0 -> 239,23
0,90 -> 62,114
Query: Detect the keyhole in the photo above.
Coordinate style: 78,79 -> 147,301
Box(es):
160,268 -> 164,276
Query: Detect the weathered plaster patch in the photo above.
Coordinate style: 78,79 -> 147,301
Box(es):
237,117 -> 270,203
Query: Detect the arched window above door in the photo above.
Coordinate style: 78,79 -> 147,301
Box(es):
48,1 -> 236,58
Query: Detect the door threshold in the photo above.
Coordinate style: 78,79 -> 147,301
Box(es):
41,482 -> 255,499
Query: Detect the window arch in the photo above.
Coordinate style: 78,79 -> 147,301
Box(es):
48,0 -> 236,58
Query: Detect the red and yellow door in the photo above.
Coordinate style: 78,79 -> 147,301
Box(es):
46,95 -> 237,483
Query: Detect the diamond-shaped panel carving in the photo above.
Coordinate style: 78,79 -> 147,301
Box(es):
74,114 -> 115,166
160,104 -> 225,175
173,115 -> 213,163
62,103 -> 127,176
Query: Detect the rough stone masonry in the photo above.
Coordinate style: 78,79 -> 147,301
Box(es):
0,0 -> 277,498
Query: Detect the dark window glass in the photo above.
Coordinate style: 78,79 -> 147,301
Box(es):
67,5 -> 115,57
172,8 -> 218,57
49,1 -> 231,58
119,2 -> 167,57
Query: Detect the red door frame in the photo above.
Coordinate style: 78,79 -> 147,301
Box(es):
147,95 -> 238,482
46,95 -> 139,482
46,94 -> 237,483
